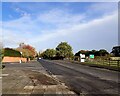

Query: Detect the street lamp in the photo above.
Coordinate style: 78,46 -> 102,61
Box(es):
20,52 -> 22,57
20,52 -> 22,63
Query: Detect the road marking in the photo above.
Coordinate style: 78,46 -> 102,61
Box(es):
2,74 -> 9,77
24,86 -> 34,90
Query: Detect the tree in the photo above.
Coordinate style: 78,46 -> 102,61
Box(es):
98,49 -> 109,56
16,43 -> 37,59
22,44 -> 36,57
41,49 -> 56,59
75,50 -> 90,56
56,42 -> 73,59
111,46 -> 120,57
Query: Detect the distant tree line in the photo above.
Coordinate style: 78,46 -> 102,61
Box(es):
39,42 -> 117,60
39,42 -> 74,60
40,49 -> 56,59
75,49 -> 109,57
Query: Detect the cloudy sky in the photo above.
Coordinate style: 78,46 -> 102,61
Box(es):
1,2 -> 118,53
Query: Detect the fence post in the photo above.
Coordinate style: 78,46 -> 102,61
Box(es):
109,59 -> 110,66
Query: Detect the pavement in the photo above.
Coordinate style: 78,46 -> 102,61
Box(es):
2,60 -> 76,96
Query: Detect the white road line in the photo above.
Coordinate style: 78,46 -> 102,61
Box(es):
2,74 -> 9,76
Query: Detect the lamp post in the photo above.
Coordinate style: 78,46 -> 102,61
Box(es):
20,52 -> 22,63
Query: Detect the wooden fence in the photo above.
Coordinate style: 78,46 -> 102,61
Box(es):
85,59 -> 120,68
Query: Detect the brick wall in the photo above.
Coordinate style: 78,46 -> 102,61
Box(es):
2,56 -> 30,63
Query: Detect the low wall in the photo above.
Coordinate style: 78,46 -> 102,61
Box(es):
2,56 -> 30,63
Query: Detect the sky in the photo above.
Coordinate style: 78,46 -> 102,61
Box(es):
1,2 -> 118,53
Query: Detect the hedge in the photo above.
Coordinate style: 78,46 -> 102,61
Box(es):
4,48 -> 21,57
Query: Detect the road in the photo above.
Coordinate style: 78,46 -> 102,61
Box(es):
38,59 -> 119,96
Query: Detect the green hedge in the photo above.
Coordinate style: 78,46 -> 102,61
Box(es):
4,48 -> 21,57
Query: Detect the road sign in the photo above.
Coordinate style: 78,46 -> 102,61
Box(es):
89,54 -> 94,59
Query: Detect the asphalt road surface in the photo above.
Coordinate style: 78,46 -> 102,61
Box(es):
2,61 -> 76,95
38,59 -> 119,96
